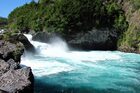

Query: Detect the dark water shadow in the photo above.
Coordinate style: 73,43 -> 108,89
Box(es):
34,78 -> 131,93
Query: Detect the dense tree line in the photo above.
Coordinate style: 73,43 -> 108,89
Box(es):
0,17 -> 7,29
8,0 -> 128,36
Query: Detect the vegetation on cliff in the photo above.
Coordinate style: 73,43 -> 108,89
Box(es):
0,17 -> 7,29
8,0 -> 127,36
118,0 -> 140,53
7,0 -> 140,52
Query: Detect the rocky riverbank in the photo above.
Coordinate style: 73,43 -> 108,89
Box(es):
0,34 -> 34,93
32,29 -> 118,50
118,0 -> 140,53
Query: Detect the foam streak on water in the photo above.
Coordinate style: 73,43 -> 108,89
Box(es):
21,34 -> 140,93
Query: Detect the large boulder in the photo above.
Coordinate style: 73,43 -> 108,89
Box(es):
0,59 -> 10,77
67,29 -> 118,50
0,39 -> 34,93
6,33 -> 35,53
0,40 -> 24,62
16,34 -> 36,53
0,67 -> 34,93
0,59 -> 19,77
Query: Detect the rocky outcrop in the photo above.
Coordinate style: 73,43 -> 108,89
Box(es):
67,29 -> 118,50
16,34 -> 36,53
0,40 -> 34,93
32,32 -> 60,43
0,89 -> 7,93
32,29 -> 118,50
0,40 -> 24,62
32,32 -> 50,43
0,59 -> 10,77
0,67 -> 34,93
118,0 -> 140,53
9,34 -> 35,53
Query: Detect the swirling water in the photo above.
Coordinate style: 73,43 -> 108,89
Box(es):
21,34 -> 140,93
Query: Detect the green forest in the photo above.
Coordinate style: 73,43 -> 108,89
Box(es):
8,0 -> 127,35
0,17 -> 7,29
1,0 -> 140,52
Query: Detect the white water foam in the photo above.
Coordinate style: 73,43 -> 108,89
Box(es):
22,34 -> 140,93
21,57 -> 73,77
22,34 -> 121,76
22,34 -> 74,76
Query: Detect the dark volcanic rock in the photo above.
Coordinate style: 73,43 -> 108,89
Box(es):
0,40 -> 34,93
32,32 -> 60,43
32,32 -> 50,43
0,89 -> 7,93
67,29 -> 118,50
32,29 -> 118,50
0,67 -> 34,93
0,59 -> 19,77
7,59 -> 18,70
0,40 -> 24,62
17,34 -> 36,53
0,59 -> 9,77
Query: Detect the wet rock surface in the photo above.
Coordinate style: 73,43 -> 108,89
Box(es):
32,30 -> 118,50
0,40 -> 34,93
67,29 -> 118,50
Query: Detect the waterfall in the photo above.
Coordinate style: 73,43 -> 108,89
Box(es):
24,34 -> 69,56
21,34 -> 73,76
21,34 -> 140,93
22,34 -> 121,76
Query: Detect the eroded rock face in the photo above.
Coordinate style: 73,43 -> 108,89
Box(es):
0,89 -> 7,93
32,30 -> 118,50
32,32 -> 59,43
0,59 -> 10,77
17,34 -> 36,53
0,67 -> 34,93
7,59 -> 18,70
118,0 -> 140,53
0,40 -> 24,62
67,29 -> 118,50
32,32 -> 50,43
0,40 -> 34,93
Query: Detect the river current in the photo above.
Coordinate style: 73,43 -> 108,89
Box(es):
21,34 -> 140,93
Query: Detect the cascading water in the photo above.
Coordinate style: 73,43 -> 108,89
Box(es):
21,34 -> 140,93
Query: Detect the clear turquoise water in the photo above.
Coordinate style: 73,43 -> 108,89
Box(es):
22,34 -> 140,93
22,51 -> 140,93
